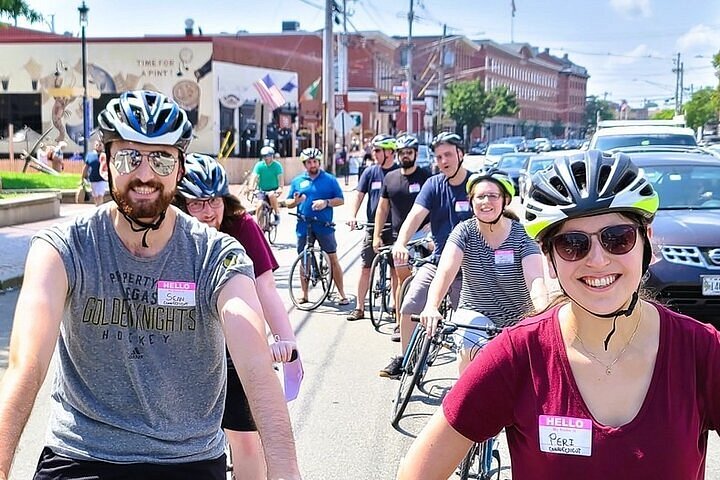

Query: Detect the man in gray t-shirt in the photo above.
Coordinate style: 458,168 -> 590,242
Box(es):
0,91 -> 301,480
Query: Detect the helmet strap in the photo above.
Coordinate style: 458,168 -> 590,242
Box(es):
107,168 -> 168,248
446,147 -> 464,181
548,252 -> 641,350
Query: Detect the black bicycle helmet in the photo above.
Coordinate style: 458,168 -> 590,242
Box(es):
430,132 -> 464,151
524,150 -> 658,241
98,90 -> 193,152
178,153 -> 229,199
395,134 -> 419,150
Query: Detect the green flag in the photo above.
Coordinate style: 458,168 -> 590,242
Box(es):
302,77 -> 320,101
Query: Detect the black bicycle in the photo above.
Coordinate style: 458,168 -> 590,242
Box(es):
391,316 -> 501,429
253,190 -> 278,245
368,245 -> 394,329
287,212 -> 334,311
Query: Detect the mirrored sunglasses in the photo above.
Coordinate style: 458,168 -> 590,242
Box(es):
112,149 -> 178,177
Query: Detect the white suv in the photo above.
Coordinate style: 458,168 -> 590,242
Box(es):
589,118 -> 697,151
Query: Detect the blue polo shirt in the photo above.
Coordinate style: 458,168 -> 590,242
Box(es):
287,170 -> 344,237
414,170 -> 473,258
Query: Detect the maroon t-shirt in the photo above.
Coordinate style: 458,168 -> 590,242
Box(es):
444,304 -> 720,479
222,212 -> 279,277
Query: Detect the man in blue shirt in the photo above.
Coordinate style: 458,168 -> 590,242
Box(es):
285,147 -> 348,304
82,140 -> 108,206
346,134 -> 398,321
382,132 -> 473,378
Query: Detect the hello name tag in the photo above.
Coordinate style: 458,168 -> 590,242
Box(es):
408,183 -> 421,193
157,281 -> 196,307
494,249 -> 514,265
371,181 -> 382,190
455,200 -> 470,212
300,180 -> 311,188
538,415 -> 592,456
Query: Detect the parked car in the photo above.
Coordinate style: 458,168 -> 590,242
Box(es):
496,152 -> 535,192
517,155 -> 556,202
484,143 -> 518,166
551,139 -> 565,150
628,151 -> 720,327
524,139 -> 538,152
463,153 -> 486,172
589,119 -> 697,151
416,144 -> 434,172
469,141 -> 488,155
535,138 -> 552,152
498,136 -> 527,152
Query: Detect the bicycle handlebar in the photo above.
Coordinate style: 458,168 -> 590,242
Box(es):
410,315 -> 503,337
288,211 -> 335,228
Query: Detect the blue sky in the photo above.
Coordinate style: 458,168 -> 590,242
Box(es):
14,0 -> 720,108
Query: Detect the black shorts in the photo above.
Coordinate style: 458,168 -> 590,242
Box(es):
360,228 -> 395,268
222,365 -> 257,432
34,447 -> 226,480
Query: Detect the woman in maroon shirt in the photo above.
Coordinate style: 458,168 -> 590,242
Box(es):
175,153 -> 300,480
398,151 -> 720,479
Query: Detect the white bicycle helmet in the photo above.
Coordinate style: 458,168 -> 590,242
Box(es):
260,146 -> 275,157
300,147 -> 323,162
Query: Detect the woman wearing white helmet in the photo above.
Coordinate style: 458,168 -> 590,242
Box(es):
399,150 -> 720,479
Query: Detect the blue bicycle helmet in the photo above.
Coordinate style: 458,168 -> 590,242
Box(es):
178,153 -> 229,199
98,90 -> 193,152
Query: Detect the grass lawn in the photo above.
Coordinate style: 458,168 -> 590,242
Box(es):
0,172 -> 82,190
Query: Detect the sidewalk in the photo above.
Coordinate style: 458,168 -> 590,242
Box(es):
0,174 -> 361,291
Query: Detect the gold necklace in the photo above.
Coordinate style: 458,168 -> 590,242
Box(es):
572,309 -> 642,376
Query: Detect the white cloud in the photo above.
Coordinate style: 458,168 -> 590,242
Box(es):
676,24 -> 720,53
610,0 -> 652,18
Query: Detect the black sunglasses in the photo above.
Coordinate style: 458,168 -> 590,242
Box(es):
550,224 -> 639,262
112,149 -> 178,177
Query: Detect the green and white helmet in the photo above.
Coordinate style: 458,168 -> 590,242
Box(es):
523,150 -> 659,241
371,134 -> 397,151
466,168 -> 516,197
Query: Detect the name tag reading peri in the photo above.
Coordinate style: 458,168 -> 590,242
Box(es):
158,280 -> 197,307
538,415 -> 592,456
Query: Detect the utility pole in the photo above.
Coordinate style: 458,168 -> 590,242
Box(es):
435,24 -> 447,136
406,0 -> 414,134
679,61 -> 685,110
323,0 -> 335,171
673,53 -> 682,115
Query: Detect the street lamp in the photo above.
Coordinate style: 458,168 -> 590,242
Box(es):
78,1 -> 89,161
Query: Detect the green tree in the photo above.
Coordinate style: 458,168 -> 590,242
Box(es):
651,109 -> 675,120
584,95 -> 613,131
0,0 -> 42,25
713,51 -> 720,113
684,87 -> 717,130
444,80 -> 518,144
550,117 -> 565,138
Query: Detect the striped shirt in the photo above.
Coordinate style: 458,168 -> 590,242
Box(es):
447,218 -> 540,327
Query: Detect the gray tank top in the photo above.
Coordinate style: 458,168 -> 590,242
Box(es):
34,206 -> 254,463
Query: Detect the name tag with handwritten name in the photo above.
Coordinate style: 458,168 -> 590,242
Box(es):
157,280 -> 196,307
538,415 -> 592,456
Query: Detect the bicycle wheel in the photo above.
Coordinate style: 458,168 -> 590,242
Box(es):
391,325 -> 432,427
368,254 -> 391,329
288,247 -> 333,311
266,220 -> 278,244
458,442 -> 480,480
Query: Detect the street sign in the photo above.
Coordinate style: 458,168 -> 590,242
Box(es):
334,94 -> 348,113
378,94 -> 401,113
333,111 -> 354,135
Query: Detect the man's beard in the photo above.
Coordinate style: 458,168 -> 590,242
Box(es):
307,166 -> 320,175
401,158 -> 416,168
113,179 -> 175,221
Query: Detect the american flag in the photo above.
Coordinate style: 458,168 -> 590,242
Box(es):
254,74 -> 286,110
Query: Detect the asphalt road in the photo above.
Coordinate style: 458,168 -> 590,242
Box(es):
1,197 -> 719,479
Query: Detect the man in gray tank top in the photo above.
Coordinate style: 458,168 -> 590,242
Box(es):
0,91 -> 301,480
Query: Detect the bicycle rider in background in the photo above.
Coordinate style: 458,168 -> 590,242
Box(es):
419,169 -> 547,372
346,134 -> 399,321
381,132 -> 473,378
251,145 -> 284,225
175,153 -> 302,480
284,147 -> 349,305
373,133 -> 431,338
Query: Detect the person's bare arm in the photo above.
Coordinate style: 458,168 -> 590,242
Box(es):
392,204 -> 430,266
0,241 -> 67,478
255,270 -> 296,363
419,243 -> 463,336
522,254 -> 548,311
218,274 -> 301,480
373,197 -> 391,251
396,409 -> 473,479
346,190 -> 365,229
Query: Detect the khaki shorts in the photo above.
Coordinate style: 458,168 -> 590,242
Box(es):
399,262 -> 461,316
